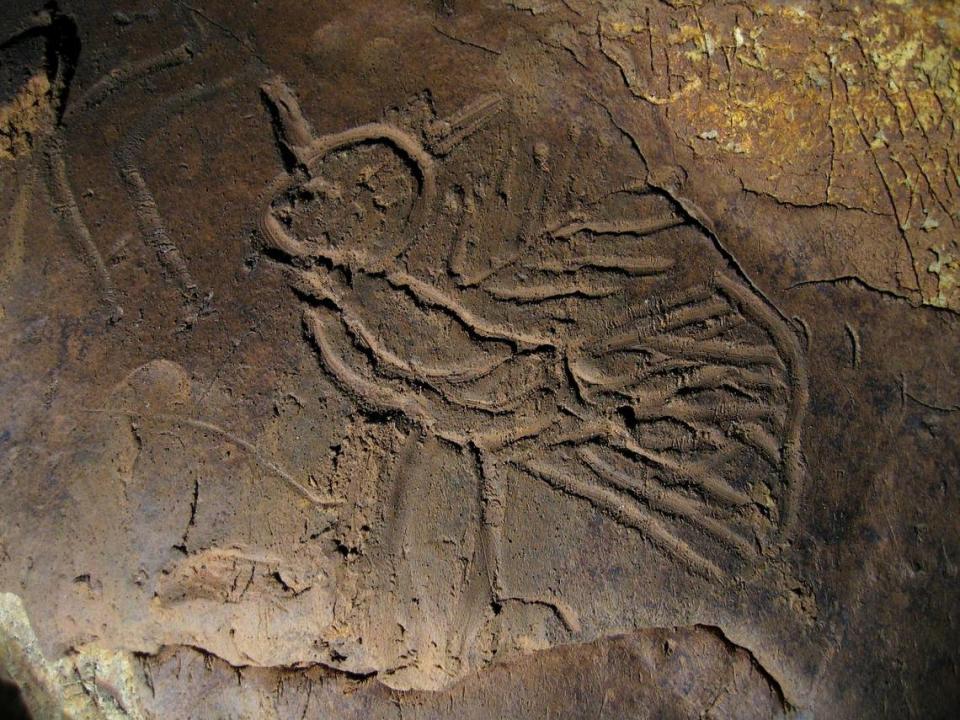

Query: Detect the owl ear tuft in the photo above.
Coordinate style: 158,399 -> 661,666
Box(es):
261,77 -> 316,169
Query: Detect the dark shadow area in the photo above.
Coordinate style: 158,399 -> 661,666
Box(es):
0,675 -> 32,720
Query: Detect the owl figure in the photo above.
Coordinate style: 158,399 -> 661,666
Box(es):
259,78 -> 807,646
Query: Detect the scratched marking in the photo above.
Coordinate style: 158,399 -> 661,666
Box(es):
258,79 -> 807,605
1,4 -> 212,321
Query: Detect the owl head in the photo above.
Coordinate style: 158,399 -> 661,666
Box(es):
260,78 -> 436,273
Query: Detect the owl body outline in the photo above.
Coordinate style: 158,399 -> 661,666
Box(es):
258,79 -> 809,644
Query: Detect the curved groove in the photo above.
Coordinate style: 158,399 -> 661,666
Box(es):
601,284 -> 716,338
63,43 -> 194,122
303,308 -> 438,430
578,448 -> 756,557
484,282 -> 620,303
428,93 -> 503,155
600,428 -> 755,508
516,459 -> 723,580
629,400 -> 782,425
637,336 -> 782,368
714,272 -> 808,534
597,299 -> 733,354
529,254 -> 674,275
550,215 -> 684,238
116,78 -> 238,299
384,270 -> 557,351
46,137 -> 121,317
295,271 -> 516,385
83,408 -> 337,506
734,422 -> 783,467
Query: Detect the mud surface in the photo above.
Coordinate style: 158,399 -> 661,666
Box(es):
0,1 -> 958,718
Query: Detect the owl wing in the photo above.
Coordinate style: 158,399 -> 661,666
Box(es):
480,212 -> 807,578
